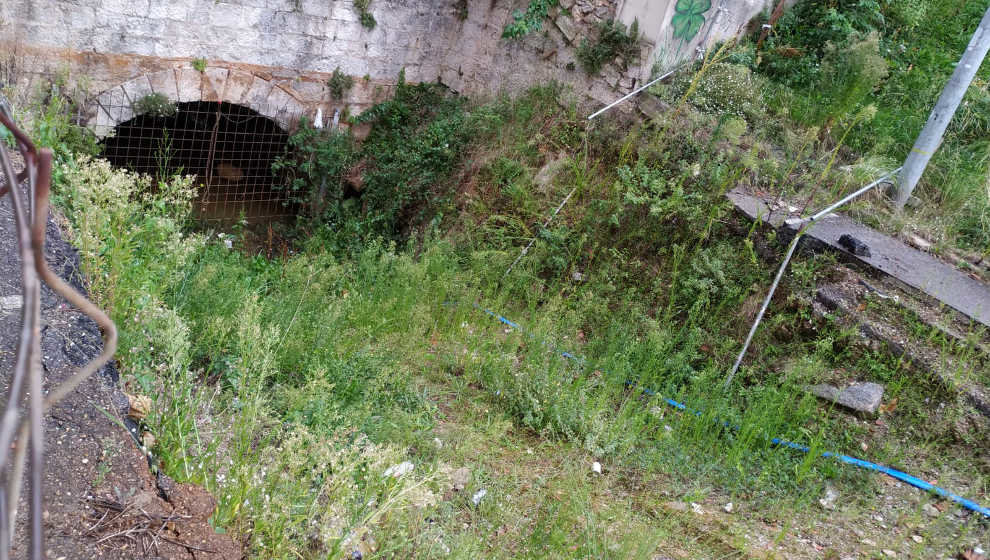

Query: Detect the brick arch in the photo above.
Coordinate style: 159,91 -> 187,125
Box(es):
86,66 -> 307,137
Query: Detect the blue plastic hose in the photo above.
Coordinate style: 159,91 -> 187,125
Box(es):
464,303 -> 990,519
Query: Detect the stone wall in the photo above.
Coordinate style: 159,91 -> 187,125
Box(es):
1,0 -> 644,131
0,0 -> 774,133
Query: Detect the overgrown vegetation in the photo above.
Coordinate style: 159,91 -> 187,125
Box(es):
576,19 -> 640,75
355,0 -> 376,29
7,2 -> 990,556
274,74 -> 484,250
134,92 -> 177,117
502,0 -> 558,39
751,0 -> 990,250
327,66 -> 355,100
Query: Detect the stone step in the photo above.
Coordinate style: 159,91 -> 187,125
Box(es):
811,266 -> 990,420
727,188 -> 990,428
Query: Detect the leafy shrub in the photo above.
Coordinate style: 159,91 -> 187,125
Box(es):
134,92 -> 177,117
681,62 -> 765,120
347,80 -> 477,241
884,0 -> 928,30
191,57 -> 207,72
328,66 -> 354,100
270,118 -> 357,217
502,0 -> 557,39
360,11 -> 376,29
18,86 -> 100,168
617,160 -> 703,225
576,19 -> 640,75
813,33 -> 888,126
759,0 -> 884,87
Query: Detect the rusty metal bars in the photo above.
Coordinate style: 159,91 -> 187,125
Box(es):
0,105 -> 118,559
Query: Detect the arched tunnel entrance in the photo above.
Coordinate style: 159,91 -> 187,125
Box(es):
101,100 -> 295,221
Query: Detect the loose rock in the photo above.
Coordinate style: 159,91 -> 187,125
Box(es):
0,295 -> 22,315
383,461 -> 414,478
451,467 -> 470,491
906,234 -> 932,252
126,393 -> 152,420
807,382 -> 885,414
819,485 -> 838,510
471,488 -> 487,506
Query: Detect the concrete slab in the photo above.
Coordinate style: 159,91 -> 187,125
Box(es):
794,213 -> 990,328
728,189 -> 990,328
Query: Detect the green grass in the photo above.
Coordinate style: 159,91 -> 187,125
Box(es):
30,77 -> 990,558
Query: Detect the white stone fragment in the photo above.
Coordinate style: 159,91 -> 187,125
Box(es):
383,461 -> 414,478
471,488 -> 486,506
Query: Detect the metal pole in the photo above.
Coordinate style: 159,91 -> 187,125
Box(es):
724,169 -> 900,389
587,63 -> 687,121
895,5 -> 990,210
502,184 -> 578,279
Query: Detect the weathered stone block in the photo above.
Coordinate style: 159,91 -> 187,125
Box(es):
174,69 -> 203,102
265,86 -> 302,116
244,75 -> 274,112
121,75 -> 155,108
808,382 -> 885,415
147,69 -> 179,100
555,15 -> 579,45
223,70 -> 256,104
199,68 -> 229,102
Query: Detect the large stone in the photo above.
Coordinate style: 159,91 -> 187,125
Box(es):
147,69 -> 179,101
638,94 -> 670,121
555,15 -> 580,45
808,382 -> 885,414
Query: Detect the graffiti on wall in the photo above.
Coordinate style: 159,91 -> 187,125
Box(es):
671,0 -> 711,42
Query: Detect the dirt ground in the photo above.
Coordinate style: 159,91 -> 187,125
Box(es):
0,157 -> 240,559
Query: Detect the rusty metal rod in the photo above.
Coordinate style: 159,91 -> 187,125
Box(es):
0,102 -> 118,560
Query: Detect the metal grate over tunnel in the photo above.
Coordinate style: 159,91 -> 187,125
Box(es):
98,98 -> 299,221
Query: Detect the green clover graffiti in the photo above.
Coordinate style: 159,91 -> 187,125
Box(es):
671,0 -> 711,41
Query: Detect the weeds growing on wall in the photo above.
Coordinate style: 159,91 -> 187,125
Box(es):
134,93 -> 177,118
355,0 -> 376,29
576,19 -> 640,75
276,76 -> 490,250
327,66 -> 355,100
502,0 -> 558,38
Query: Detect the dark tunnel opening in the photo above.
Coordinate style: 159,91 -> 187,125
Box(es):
101,100 -> 296,221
